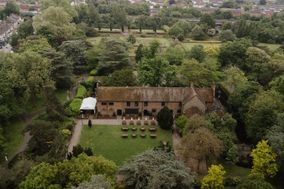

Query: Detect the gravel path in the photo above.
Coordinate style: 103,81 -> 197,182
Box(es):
68,119 -> 84,153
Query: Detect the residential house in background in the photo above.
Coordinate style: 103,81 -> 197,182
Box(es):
0,14 -> 22,48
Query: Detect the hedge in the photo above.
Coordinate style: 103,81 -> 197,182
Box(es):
76,85 -> 87,99
69,98 -> 82,114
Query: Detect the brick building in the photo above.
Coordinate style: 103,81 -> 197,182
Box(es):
95,85 -> 215,118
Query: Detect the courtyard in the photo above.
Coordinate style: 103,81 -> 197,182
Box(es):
79,124 -> 172,165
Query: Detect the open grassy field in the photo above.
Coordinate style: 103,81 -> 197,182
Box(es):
79,125 -> 172,165
87,35 -> 280,54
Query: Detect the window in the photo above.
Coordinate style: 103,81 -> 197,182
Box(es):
144,102 -> 148,106
179,102 -> 182,107
109,102 -> 114,106
126,102 -> 131,107
135,102 -> 139,106
101,102 -> 107,105
161,102 -> 165,106
152,109 -> 156,113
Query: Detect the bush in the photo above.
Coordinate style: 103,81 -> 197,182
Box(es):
157,106 -> 174,130
90,69 -> 97,76
224,176 -> 241,187
75,85 -> 87,99
69,98 -> 82,114
175,115 -> 189,136
127,34 -> 136,44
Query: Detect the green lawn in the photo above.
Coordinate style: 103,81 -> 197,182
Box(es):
79,125 -> 172,165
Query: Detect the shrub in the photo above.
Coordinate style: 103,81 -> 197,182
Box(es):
175,115 -> 189,136
157,106 -> 174,130
90,69 -> 97,76
70,98 -> 82,114
225,176 -> 241,187
127,34 -> 136,44
76,85 -> 87,99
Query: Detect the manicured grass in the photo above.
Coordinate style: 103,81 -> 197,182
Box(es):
79,125 -> 172,165
4,120 -> 27,157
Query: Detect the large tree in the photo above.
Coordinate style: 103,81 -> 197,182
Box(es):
201,164 -> 225,189
59,40 -> 91,74
138,57 -> 177,87
179,118 -> 224,174
266,113 -> 284,174
179,59 -> 222,87
157,106 -> 174,130
97,38 -> 129,75
218,39 -> 252,68
20,154 -> 117,189
251,140 -> 278,178
102,69 -> 137,86
245,90 -> 284,143
33,7 -> 76,46
118,150 -> 195,189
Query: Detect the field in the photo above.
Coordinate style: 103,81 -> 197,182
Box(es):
87,35 -> 280,58
79,125 -> 172,165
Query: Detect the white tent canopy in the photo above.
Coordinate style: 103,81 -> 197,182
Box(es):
80,97 -> 97,113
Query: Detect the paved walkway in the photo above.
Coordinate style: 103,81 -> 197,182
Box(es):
172,132 -> 182,160
68,119 -> 84,153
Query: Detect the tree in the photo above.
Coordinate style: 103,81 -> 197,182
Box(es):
18,36 -> 52,53
5,51 -> 54,100
175,115 -> 189,136
245,47 -> 271,72
251,140 -> 278,178
219,30 -> 236,42
127,34 -> 136,44
221,66 -> 248,94
200,14 -> 215,28
266,113 -> 284,174
59,40 -> 91,74
33,7 -> 76,46
191,25 -> 208,40
40,0 -> 77,17
218,39 -> 252,68
135,44 -> 144,63
157,106 -> 174,130
41,49 -> 74,89
74,175 -> 112,189
138,57 -> 176,86
110,4 -> 127,32
269,75 -> 284,95
118,150 -> 195,189
180,126 -> 223,174
236,174 -> 274,189
206,113 -> 238,163
1,0 -> 19,17
17,19 -> 34,39
179,59 -> 222,87
201,164 -> 225,189
164,45 -> 186,65
97,38 -> 129,75
245,90 -> 284,143
102,69 -> 137,86
189,45 -> 206,62
168,25 -> 184,40
20,154 -> 117,189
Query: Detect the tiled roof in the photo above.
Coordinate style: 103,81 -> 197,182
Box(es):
96,87 -> 214,104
